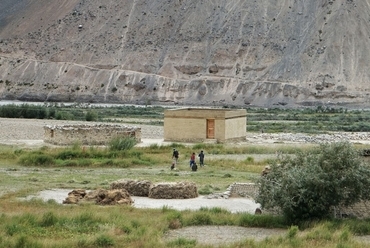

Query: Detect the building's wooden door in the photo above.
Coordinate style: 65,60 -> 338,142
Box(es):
207,119 -> 215,139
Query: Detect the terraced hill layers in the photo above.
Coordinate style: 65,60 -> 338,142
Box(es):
0,0 -> 369,107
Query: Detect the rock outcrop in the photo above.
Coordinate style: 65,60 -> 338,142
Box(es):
0,0 -> 370,108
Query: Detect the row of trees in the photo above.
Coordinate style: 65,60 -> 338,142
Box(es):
0,104 -> 97,121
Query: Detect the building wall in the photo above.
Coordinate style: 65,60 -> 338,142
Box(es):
214,118 -> 226,141
44,124 -> 141,145
164,117 -> 207,142
164,108 -> 247,143
225,117 -> 247,141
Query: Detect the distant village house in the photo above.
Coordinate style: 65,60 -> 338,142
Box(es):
164,108 -> 247,143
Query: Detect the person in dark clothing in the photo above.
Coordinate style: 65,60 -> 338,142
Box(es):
198,150 -> 205,167
172,148 -> 179,165
191,162 -> 198,171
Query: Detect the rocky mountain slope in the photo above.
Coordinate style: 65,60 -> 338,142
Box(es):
0,0 -> 369,108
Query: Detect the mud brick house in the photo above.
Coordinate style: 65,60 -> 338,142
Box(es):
164,108 -> 247,143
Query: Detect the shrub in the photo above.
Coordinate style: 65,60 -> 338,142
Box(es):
238,213 -> 286,228
18,153 -> 54,166
109,137 -> 137,151
287,226 -> 299,239
56,111 -> 74,120
40,212 -> 58,227
188,213 -> 212,225
85,110 -> 98,121
166,211 -> 183,229
56,150 -> 82,160
257,141 -> 370,223
95,235 -> 114,247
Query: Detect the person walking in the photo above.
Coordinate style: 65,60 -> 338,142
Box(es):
190,152 -> 195,168
198,150 -> 205,167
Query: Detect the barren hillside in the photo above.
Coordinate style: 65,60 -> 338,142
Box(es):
0,0 -> 369,108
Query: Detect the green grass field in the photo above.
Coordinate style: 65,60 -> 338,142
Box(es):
1,141 -> 370,247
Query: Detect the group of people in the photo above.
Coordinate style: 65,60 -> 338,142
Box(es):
171,149 -> 205,171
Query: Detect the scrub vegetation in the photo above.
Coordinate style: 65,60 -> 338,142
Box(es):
1,140 -> 370,247
2,104 -> 370,132
2,105 -> 370,247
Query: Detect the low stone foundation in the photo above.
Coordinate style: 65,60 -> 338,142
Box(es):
44,124 -> 141,145
111,180 -> 198,199
111,179 -> 152,196
149,182 -> 198,199
229,183 -> 258,198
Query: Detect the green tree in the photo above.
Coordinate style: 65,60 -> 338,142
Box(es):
256,142 -> 370,223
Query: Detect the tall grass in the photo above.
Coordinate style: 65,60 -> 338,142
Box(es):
109,137 -> 137,151
1,185 -> 370,247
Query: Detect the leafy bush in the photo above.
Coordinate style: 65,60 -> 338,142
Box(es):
85,110 -> 98,121
109,137 -> 137,151
257,142 -> 370,223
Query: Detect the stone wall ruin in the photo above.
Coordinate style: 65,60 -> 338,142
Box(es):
43,124 -> 141,145
110,179 -> 198,199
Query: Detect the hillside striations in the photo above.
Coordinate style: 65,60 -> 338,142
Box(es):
0,0 -> 369,108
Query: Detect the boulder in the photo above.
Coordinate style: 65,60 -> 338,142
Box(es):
149,182 -> 198,199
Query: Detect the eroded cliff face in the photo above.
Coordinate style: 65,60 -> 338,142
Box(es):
0,0 -> 369,107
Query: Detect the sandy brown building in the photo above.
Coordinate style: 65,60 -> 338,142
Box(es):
164,108 -> 247,143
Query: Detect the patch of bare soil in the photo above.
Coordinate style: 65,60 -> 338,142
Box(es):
163,226 -> 286,246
